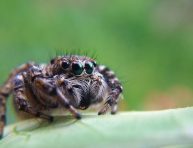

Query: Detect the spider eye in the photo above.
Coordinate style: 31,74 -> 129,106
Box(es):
85,62 -> 94,74
72,62 -> 84,75
61,61 -> 70,69
92,61 -> 97,67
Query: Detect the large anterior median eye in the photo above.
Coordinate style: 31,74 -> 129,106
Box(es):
85,62 -> 94,74
72,62 -> 84,75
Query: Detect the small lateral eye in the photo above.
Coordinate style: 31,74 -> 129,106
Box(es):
85,62 -> 94,74
72,62 -> 84,75
92,61 -> 97,67
50,59 -> 55,64
61,61 -> 70,69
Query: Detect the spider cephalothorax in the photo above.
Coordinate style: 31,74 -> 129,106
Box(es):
0,55 -> 123,139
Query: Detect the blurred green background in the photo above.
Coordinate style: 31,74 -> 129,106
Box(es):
1,0 -> 193,124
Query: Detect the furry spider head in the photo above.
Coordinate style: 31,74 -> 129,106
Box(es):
51,55 -> 109,110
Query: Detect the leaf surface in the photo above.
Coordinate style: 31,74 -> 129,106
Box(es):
1,107 -> 193,148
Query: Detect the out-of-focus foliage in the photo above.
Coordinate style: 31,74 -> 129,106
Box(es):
1,107 -> 193,147
0,0 -> 193,123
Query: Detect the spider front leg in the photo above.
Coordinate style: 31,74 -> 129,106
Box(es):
56,88 -> 81,119
14,74 -> 53,122
33,77 -> 81,119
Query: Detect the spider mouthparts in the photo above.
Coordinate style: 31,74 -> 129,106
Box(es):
79,106 -> 87,110
79,96 -> 91,110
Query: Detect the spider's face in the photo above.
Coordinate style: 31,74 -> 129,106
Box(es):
77,71 -> 109,110
53,55 -> 109,110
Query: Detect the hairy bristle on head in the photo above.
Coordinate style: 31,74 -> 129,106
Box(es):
51,49 -> 97,61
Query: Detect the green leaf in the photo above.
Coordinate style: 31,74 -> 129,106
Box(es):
1,107 -> 193,148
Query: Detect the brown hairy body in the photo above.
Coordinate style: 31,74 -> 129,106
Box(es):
0,55 -> 123,139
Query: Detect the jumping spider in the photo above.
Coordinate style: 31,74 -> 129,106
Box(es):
0,55 -> 123,139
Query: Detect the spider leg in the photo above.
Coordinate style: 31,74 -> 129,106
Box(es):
97,65 -> 123,115
98,88 -> 122,115
56,88 -> 81,119
0,62 -> 34,139
0,94 -> 6,139
13,74 -> 53,122
98,103 -> 110,115
110,103 -> 118,115
33,77 -> 81,119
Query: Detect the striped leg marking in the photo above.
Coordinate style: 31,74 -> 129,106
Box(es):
97,65 -> 123,115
